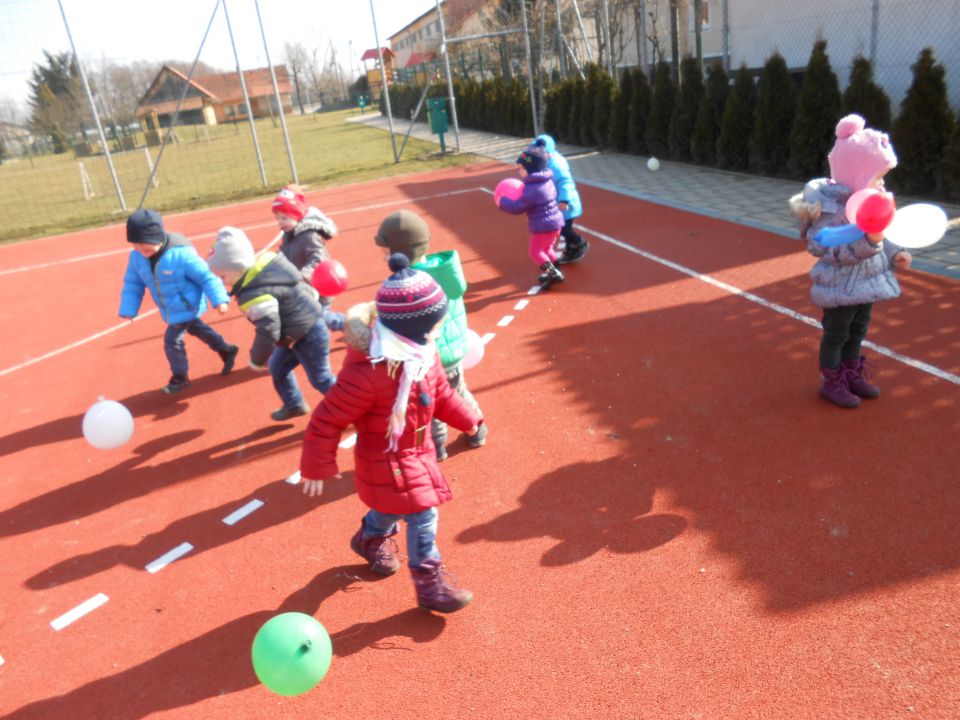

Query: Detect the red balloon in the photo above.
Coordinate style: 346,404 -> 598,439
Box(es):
312,259 -> 349,297
855,192 -> 896,234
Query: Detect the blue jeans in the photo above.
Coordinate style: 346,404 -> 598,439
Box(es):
164,319 -> 230,379
268,319 -> 336,408
362,507 -> 439,568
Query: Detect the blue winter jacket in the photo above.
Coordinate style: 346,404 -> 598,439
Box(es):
534,134 -> 582,220
118,233 -> 230,325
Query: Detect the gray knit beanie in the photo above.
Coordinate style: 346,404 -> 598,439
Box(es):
374,210 -> 431,261
207,226 -> 256,277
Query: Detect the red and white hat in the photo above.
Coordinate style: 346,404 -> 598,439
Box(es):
271,185 -> 307,221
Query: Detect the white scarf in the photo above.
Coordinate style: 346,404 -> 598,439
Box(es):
369,319 -> 436,452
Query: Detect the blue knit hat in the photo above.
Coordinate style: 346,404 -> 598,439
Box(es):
126,209 -> 166,244
375,254 -> 448,345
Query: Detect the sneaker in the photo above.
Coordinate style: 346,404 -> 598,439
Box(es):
467,421 -> 488,449
538,263 -> 565,289
270,402 -> 310,421
219,345 -> 239,375
161,376 -> 191,394
557,240 -> 589,265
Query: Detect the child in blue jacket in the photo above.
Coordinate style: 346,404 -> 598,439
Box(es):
533,134 -> 588,264
118,209 -> 238,394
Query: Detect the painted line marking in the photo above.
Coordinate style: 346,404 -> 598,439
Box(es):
0,653 -> 5,667
514,299 -> 530,311
527,285 -> 541,296
145,542 -> 194,574
481,332 -> 496,345
50,593 -> 108,631
339,433 -> 357,449
285,470 -> 302,485
579,223 -> 960,386
497,315 -> 514,327
222,499 -> 264,526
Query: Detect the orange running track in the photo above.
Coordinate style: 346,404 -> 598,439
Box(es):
0,162 -> 958,719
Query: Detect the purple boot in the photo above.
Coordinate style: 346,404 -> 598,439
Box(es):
350,524 -> 400,575
410,558 -> 473,613
840,356 -> 880,398
820,366 -> 860,408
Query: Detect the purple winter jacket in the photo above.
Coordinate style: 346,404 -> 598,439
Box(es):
499,170 -> 565,233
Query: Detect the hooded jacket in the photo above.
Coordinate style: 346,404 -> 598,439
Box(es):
279,207 -> 338,297
498,169 -> 565,234
300,303 -> 481,515
119,233 -> 229,325
534,134 -> 582,220
231,251 -> 324,366
413,250 -> 469,369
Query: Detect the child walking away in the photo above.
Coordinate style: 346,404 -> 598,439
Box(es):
300,254 -> 483,613
207,227 -> 336,421
118,208 -> 238,394
497,144 -> 566,290
272,184 -> 344,331
374,209 -> 487,461
533,134 -> 588,264
789,114 -> 911,408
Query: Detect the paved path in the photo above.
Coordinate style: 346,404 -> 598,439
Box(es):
352,114 -> 960,279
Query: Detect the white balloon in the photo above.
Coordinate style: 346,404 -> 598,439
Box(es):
82,399 -> 134,450
884,204 -> 948,249
647,157 -> 660,171
462,329 -> 485,370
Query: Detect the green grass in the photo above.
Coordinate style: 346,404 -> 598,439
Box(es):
0,110 -> 482,243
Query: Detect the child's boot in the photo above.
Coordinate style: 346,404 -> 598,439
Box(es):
410,558 -> 473,613
538,262 -> 565,289
840,356 -> 880,398
161,375 -> 191,394
270,402 -> 310,421
350,523 -> 400,575
819,366 -> 860,408
219,345 -> 239,375
558,239 -> 589,264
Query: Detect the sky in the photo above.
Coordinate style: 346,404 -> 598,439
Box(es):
0,0 -> 437,114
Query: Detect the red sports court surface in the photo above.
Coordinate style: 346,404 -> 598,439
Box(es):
0,162 -> 958,719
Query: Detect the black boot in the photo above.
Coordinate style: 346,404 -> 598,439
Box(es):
538,262 -> 565,289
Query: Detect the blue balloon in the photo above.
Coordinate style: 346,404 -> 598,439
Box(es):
814,223 -> 863,248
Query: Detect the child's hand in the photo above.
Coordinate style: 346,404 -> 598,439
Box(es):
894,251 -> 912,269
217,303 -> 229,314
302,473 -> 342,497
866,232 -> 885,245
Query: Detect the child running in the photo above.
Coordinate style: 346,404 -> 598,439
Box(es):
533,134 -> 588,264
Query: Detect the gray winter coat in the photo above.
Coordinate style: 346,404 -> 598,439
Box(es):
800,179 -> 902,309
231,251 -> 324,366
279,208 -> 337,285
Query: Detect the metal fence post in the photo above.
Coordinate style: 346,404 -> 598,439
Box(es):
369,0 -> 399,163
435,0 -> 461,152
223,0 -> 268,187
254,0 -> 298,184
519,0 -> 540,136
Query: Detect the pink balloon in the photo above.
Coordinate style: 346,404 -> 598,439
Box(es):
494,178 -> 524,207
845,188 -> 879,224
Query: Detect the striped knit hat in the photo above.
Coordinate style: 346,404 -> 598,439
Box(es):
375,253 -> 448,346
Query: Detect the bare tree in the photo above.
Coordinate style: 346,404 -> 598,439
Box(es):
284,41 -> 312,113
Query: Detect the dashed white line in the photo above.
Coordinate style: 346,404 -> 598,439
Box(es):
285,470 -> 302,485
514,299 -> 529,311
222,499 -> 264,526
481,332 -> 496,345
527,285 -> 541,295
339,433 -> 357,449
497,315 -> 515,327
50,593 -> 109,631
0,653 -> 5,666
145,543 -> 194,574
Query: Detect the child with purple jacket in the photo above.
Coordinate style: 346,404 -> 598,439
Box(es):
497,144 -> 566,289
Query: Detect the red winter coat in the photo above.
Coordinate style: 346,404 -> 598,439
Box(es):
300,305 -> 481,515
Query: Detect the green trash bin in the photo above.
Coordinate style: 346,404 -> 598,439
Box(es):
426,97 -> 449,151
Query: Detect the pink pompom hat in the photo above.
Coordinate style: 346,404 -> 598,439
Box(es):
827,114 -> 898,192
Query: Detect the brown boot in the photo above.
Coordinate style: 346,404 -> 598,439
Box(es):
350,524 -> 400,575
410,558 -> 473,613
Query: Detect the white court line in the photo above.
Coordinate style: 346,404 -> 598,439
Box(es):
497,315 -> 515,327
578,223 -> 960,386
50,593 -> 109,631
0,653 -> 5,666
481,332 -> 496,345
222,499 -> 264,526
514,299 -> 530,311
285,470 -> 302,485
145,542 -> 194,574
527,285 -> 542,296
339,433 -> 358,449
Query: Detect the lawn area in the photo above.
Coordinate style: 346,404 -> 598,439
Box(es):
0,110 -> 481,243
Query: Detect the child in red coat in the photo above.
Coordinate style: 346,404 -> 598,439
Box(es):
300,254 -> 483,613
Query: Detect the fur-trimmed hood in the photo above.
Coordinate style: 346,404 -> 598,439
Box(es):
343,302 -> 377,355
294,207 -> 337,239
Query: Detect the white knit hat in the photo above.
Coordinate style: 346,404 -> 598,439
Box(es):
207,226 -> 255,277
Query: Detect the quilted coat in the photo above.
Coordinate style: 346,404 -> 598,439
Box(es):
498,169 -> 565,234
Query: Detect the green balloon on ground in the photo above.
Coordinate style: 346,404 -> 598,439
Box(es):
251,612 -> 332,696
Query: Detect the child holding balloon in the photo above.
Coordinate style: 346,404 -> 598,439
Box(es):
300,254 -> 483,613
374,209 -> 487,461
118,209 -> 238,395
272,184 -> 345,331
208,227 -> 336,421
790,114 -> 911,408
497,144 -> 566,289
533,134 -> 588,264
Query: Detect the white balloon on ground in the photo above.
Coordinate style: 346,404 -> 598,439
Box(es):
462,329 -> 485,369
82,398 -> 134,449
884,204 -> 948,249
647,157 -> 660,171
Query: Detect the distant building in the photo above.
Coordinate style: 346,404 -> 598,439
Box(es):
359,48 -> 397,100
135,64 -> 292,129
0,122 -> 33,157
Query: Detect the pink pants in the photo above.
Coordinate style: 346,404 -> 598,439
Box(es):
528,230 -> 560,266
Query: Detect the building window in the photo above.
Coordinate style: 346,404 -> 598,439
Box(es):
689,1 -> 711,32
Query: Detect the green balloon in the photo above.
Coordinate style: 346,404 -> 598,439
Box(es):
251,612 -> 332,696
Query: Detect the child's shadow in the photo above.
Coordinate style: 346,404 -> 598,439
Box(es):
457,456 -> 687,566
1,566 -> 446,720
0,370 -> 260,459
463,275 -> 532,315
25,474 -> 354,589
0,425 -> 299,538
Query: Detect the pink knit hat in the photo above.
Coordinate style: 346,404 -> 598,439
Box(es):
827,114 -> 898,192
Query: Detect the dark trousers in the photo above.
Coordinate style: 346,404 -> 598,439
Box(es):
560,218 -> 584,249
819,303 -> 873,369
164,319 -> 230,379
